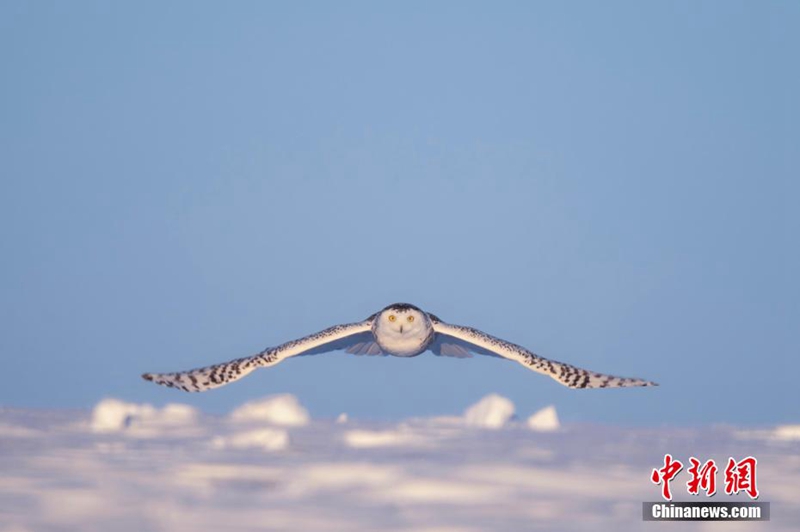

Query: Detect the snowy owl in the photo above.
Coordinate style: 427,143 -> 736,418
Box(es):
142,303 -> 657,392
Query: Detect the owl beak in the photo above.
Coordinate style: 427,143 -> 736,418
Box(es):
399,325 -> 404,333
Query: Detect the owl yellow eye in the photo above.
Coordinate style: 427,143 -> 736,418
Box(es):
407,315 -> 415,322
388,314 -> 396,322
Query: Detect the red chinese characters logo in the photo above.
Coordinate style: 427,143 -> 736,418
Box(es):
686,457 -> 717,496
724,456 -> 759,499
651,455 -> 759,500
651,454 -> 683,501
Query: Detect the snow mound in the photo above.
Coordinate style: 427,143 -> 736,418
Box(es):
157,403 -> 199,425
336,413 -> 349,424
463,394 -> 515,429
1,526 -> 35,532
91,399 -> 152,432
91,398 -> 198,433
736,424 -> 800,442
527,405 -> 560,432
773,425 -> 800,441
343,429 -> 425,448
0,422 -> 40,438
211,428 -> 289,452
229,394 -> 309,426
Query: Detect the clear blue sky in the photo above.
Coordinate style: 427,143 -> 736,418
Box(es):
1,2 -> 797,425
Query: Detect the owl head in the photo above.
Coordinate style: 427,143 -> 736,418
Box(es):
376,303 -> 428,336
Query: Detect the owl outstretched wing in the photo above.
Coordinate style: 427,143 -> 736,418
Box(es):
430,316 -> 657,389
142,318 -> 375,392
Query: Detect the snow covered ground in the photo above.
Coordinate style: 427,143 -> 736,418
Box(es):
1,395 -> 798,531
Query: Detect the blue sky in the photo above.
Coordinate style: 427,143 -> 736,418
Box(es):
1,1 -> 797,425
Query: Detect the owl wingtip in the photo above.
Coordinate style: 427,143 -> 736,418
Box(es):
141,373 -> 154,382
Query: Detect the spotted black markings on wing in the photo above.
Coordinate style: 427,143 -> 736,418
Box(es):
429,316 -> 657,389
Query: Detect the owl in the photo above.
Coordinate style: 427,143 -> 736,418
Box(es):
143,303 -> 657,392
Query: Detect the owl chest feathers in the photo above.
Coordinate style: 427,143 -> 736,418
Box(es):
373,320 -> 434,357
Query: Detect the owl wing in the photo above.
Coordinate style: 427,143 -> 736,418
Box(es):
430,316 -> 657,389
142,317 -> 375,392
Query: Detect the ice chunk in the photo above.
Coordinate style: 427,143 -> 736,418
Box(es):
90,398 -> 198,433
229,394 -> 310,426
527,405 -> 560,432
91,399 -> 152,433
463,394 -> 515,429
211,428 -> 289,451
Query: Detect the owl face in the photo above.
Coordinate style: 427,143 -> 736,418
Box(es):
376,303 -> 428,337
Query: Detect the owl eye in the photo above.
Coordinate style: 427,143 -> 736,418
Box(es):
407,315 -> 415,323
388,314 -> 396,322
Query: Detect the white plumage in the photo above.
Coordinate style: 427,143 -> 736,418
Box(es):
142,303 -> 657,392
